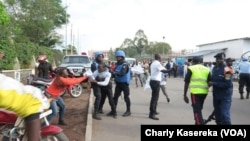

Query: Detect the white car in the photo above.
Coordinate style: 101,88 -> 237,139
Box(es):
59,55 -> 91,77
125,57 -> 136,67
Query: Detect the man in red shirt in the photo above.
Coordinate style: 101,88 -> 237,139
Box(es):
45,68 -> 87,125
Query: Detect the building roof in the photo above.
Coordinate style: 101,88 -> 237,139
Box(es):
197,37 -> 250,47
183,49 -> 226,57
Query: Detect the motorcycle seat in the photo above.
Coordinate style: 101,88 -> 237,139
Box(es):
33,77 -> 53,82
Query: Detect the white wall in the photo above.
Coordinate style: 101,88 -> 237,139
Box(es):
199,38 -> 250,61
203,52 -> 220,62
242,40 -> 250,54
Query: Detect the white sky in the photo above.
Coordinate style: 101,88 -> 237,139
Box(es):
57,0 -> 250,53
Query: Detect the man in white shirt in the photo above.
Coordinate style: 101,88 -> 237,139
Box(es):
131,60 -> 144,87
149,54 -> 171,120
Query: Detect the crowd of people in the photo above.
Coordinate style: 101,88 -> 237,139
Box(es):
0,48 -> 249,140
90,50 -> 248,125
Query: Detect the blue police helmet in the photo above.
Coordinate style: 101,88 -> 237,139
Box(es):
115,50 -> 126,58
242,55 -> 248,61
95,51 -> 104,59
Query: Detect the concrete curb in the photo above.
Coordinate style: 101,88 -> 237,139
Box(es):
85,92 -> 93,141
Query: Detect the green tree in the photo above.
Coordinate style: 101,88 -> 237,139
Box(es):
0,1 -> 66,69
119,38 -> 138,57
133,29 -> 148,56
0,40 -> 16,70
0,2 -> 10,25
120,38 -> 135,48
4,0 -> 68,47
119,30 -> 149,57
146,41 -> 172,56
108,47 -> 115,60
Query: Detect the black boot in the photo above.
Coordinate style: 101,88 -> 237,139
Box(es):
93,111 -> 102,120
166,97 -> 170,103
107,111 -> 117,119
246,93 -> 249,99
149,114 -> 159,120
240,94 -> 244,99
98,109 -> 104,114
122,111 -> 131,117
123,105 -> 131,117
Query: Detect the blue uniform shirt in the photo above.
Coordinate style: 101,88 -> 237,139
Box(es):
239,61 -> 250,74
211,64 -> 233,99
114,61 -> 130,84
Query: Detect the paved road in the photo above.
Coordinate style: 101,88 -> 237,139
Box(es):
90,77 -> 250,141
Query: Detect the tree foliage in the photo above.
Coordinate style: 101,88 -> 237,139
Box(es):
108,47 -> 115,61
0,2 -> 10,25
0,0 -> 69,69
117,29 -> 172,59
0,40 -> 16,70
133,29 -> 148,56
4,0 -> 67,47
146,41 -> 171,55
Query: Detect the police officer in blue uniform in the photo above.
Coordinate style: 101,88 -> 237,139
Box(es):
113,50 -> 131,117
209,52 -> 233,125
91,51 -> 106,72
238,55 -> 250,99
91,51 -> 108,115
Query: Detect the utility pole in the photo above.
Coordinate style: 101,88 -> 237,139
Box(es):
71,24 -> 73,55
65,0 -> 68,55
77,28 -> 79,54
163,36 -> 165,59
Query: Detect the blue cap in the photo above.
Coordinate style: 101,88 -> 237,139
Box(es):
214,52 -> 225,59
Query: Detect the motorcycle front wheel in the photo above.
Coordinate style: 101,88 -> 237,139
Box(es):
69,84 -> 83,98
2,132 -> 69,141
41,132 -> 69,141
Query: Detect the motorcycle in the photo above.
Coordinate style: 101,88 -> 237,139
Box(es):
0,109 -> 69,141
27,73 -> 83,98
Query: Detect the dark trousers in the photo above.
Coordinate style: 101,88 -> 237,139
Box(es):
213,92 -> 233,125
99,83 -> 116,113
190,94 -> 207,125
149,80 -> 160,116
98,92 -> 107,111
238,73 -> 250,95
113,82 -> 130,112
92,83 -> 102,111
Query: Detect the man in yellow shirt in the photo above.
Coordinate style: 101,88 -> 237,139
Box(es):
183,56 -> 211,125
0,51 -> 50,141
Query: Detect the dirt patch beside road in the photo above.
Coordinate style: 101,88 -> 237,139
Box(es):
50,92 -> 90,141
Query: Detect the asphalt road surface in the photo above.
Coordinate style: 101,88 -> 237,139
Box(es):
91,77 -> 250,141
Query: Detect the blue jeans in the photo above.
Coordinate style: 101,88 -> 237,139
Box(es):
47,97 -> 65,122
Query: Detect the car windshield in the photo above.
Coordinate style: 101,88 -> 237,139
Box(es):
62,56 -> 90,63
126,58 -> 136,65
126,60 -> 134,65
